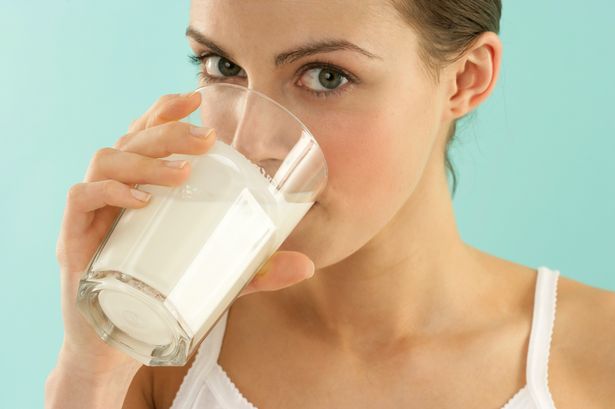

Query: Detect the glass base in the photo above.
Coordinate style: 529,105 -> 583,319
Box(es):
76,270 -> 193,366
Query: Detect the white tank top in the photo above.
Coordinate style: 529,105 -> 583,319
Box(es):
170,266 -> 560,409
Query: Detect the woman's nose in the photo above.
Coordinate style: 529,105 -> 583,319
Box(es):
230,89 -> 297,179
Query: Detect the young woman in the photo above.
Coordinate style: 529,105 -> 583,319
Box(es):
46,1 -> 615,408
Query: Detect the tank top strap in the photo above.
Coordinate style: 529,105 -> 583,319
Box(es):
169,309 -> 230,409
526,266 -> 560,408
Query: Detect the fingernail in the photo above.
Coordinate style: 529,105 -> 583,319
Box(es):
190,126 -> 215,139
180,90 -> 199,98
163,159 -> 188,168
307,260 -> 315,278
130,188 -> 151,202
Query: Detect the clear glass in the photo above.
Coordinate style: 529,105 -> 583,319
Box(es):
76,83 -> 328,366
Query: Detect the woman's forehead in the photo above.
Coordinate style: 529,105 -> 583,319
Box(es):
187,0 -> 414,61
188,0 -> 400,35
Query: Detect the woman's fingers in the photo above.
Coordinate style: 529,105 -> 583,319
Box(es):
113,120 -> 216,159
127,93 -> 180,133
67,180 -> 151,214
128,92 -> 202,133
84,147 -> 192,185
82,121 -> 216,185
60,180 -> 151,247
146,91 -> 201,129
239,251 -> 316,297
64,180 -> 151,230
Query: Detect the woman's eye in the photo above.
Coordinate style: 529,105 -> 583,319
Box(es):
190,53 -> 354,98
203,55 -> 246,79
299,67 -> 349,93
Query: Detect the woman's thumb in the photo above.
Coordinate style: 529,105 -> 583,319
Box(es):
239,251 -> 315,296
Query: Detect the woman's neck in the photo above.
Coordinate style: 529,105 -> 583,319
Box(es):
243,141 -> 534,356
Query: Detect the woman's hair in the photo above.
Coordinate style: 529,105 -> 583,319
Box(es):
389,0 -> 502,197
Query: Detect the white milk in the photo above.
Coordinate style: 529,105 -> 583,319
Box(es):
92,140 -> 313,345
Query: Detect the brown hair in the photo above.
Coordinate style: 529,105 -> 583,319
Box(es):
389,0 -> 502,196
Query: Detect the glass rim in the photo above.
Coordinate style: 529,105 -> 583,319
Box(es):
192,83 -> 311,135
191,82 -> 329,189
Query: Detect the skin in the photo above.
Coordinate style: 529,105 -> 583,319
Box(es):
47,0 -> 615,408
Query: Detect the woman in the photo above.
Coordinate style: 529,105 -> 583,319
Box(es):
46,1 -> 615,408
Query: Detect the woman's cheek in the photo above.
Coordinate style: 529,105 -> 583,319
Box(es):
312,109 -> 411,216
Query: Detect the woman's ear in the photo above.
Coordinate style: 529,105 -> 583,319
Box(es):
445,31 -> 503,120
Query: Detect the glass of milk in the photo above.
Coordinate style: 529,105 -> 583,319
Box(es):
76,83 -> 328,366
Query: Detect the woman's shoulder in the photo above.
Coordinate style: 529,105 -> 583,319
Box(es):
550,273 -> 615,408
555,273 -> 615,342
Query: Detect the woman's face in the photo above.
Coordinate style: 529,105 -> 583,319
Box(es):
188,0 -> 449,268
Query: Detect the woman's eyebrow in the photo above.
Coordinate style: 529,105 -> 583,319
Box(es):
185,26 -> 382,66
274,38 -> 382,66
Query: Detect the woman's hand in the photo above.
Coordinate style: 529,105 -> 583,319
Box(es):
49,92 -> 315,403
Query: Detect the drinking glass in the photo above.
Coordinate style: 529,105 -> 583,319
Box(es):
76,83 -> 327,366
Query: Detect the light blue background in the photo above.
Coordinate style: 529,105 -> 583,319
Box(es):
1,1 -> 613,407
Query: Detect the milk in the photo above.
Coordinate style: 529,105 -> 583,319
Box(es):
91,140 -> 313,346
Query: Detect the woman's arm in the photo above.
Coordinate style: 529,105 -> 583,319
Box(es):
45,347 -> 145,409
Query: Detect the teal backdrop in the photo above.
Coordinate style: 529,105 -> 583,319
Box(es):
1,1 -> 613,407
